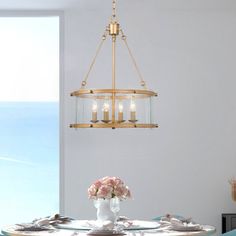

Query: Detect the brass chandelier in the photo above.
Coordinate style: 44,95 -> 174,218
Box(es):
70,0 -> 158,129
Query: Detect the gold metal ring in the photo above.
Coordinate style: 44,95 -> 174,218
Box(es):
71,89 -> 157,97
70,123 -> 158,129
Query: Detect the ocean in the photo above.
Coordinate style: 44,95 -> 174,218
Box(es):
0,102 -> 59,227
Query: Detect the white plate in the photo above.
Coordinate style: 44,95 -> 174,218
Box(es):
56,220 -> 160,231
56,220 -> 96,230
124,220 -> 160,230
171,225 -> 202,232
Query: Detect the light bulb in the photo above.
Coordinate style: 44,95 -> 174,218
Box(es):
103,102 -> 110,112
92,102 -> 98,112
130,99 -> 136,121
118,102 -> 123,112
130,100 -> 136,112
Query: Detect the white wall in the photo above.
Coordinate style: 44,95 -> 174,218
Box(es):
62,1 -> 236,235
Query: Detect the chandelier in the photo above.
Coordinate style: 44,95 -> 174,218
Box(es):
70,0 -> 158,129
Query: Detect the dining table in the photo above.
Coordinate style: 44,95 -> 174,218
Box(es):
1,219 -> 216,236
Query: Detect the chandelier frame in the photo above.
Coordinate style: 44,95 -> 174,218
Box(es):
70,0 -> 158,129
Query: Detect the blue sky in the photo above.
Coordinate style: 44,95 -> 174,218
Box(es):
0,17 -> 59,101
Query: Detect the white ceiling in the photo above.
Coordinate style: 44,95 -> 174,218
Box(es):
0,0 -> 236,10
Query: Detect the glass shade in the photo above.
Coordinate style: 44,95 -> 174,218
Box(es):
70,89 -> 158,129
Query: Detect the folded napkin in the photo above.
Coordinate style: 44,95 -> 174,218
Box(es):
84,216 -> 131,231
16,214 -> 73,231
160,214 -> 192,223
116,216 -> 133,229
87,220 -> 125,235
159,214 -> 202,231
34,214 -> 73,225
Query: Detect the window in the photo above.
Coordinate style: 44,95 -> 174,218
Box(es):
0,16 -> 59,226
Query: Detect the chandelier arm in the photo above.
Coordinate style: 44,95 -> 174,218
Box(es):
81,31 -> 108,88
120,29 -> 147,89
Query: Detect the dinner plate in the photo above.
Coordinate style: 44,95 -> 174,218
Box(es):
56,220 -> 160,231
171,224 -> 202,232
123,220 -> 160,230
56,220 -> 95,230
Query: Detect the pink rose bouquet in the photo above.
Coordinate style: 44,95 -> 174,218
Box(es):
88,176 -> 131,200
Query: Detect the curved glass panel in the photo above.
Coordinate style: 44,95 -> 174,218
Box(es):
71,90 -> 158,128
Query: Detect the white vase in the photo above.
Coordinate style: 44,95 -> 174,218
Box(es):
94,198 -> 120,222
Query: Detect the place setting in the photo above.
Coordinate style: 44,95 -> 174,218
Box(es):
1,214 -> 73,236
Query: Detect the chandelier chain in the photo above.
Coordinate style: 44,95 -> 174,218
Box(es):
120,29 -> 147,89
112,0 -> 116,19
81,30 -> 108,88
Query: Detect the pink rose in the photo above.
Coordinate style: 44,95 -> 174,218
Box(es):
94,180 -> 102,188
114,177 -> 123,186
114,185 -> 125,198
102,176 -> 115,187
97,185 -> 113,199
88,185 -> 97,199
101,176 -> 109,182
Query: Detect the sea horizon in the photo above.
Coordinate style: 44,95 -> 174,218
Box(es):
0,101 -> 59,227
